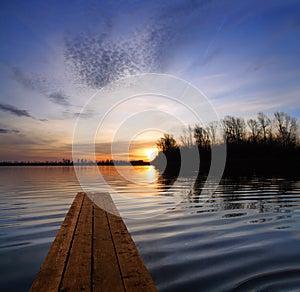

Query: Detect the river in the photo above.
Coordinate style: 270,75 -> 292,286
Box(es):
1,166 -> 300,291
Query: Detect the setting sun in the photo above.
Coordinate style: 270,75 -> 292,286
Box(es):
144,148 -> 158,161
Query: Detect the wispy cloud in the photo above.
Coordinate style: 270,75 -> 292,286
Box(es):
12,67 -> 70,107
0,128 -> 19,134
0,103 -> 46,121
246,55 -> 278,72
0,132 -> 72,161
63,109 -> 95,119
204,47 -> 222,65
0,103 -> 32,118
48,91 -> 70,106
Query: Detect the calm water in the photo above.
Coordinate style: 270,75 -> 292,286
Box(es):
1,166 -> 300,291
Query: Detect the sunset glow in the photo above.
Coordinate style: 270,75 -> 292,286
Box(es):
144,148 -> 158,162
0,1 -> 299,162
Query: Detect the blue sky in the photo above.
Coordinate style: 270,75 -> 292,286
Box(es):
0,0 -> 300,161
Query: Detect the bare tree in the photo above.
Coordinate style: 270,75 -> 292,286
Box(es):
222,116 -> 246,144
274,112 -> 297,146
247,118 -> 261,143
206,121 -> 218,145
180,125 -> 194,148
194,124 -> 210,148
257,112 -> 271,143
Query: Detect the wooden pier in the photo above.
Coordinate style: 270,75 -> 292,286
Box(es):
30,192 -> 157,292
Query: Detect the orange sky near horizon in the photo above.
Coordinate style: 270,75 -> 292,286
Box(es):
0,146 -> 158,163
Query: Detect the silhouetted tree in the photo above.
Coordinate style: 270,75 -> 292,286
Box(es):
257,112 -> 272,143
156,133 -> 178,153
152,111 -> 299,176
206,121 -> 218,145
222,116 -> 246,144
180,125 -> 194,148
194,124 -> 210,148
247,118 -> 261,143
274,111 -> 297,146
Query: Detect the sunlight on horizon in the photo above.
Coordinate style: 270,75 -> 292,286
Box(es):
144,147 -> 158,161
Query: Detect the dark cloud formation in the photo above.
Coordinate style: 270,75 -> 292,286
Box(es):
64,28 -> 166,88
63,0 -> 218,88
48,92 -> 70,106
0,103 -> 46,121
0,103 -> 32,118
0,128 -> 19,134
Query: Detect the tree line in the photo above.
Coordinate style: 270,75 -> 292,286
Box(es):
157,111 -> 298,151
154,111 -> 300,176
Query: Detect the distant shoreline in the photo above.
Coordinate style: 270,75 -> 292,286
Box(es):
0,160 -> 150,167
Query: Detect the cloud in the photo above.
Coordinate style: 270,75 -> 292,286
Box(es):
0,103 -> 32,118
0,133 -> 72,161
0,103 -> 46,121
245,53 -> 280,72
48,92 -> 70,106
0,128 -> 19,134
62,109 -> 95,119
12,67 -> 70,107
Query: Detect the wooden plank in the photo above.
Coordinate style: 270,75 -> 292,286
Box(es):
93,202 -> 124,292
30,192 -> 84,292
31,192 -> 157,292
103,194 -> 157,292
59,194 -> 93,291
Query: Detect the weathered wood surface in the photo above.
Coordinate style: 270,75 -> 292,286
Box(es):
30,192 -> 157,292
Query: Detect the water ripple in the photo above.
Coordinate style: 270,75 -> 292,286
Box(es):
1,167 -> 300,291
